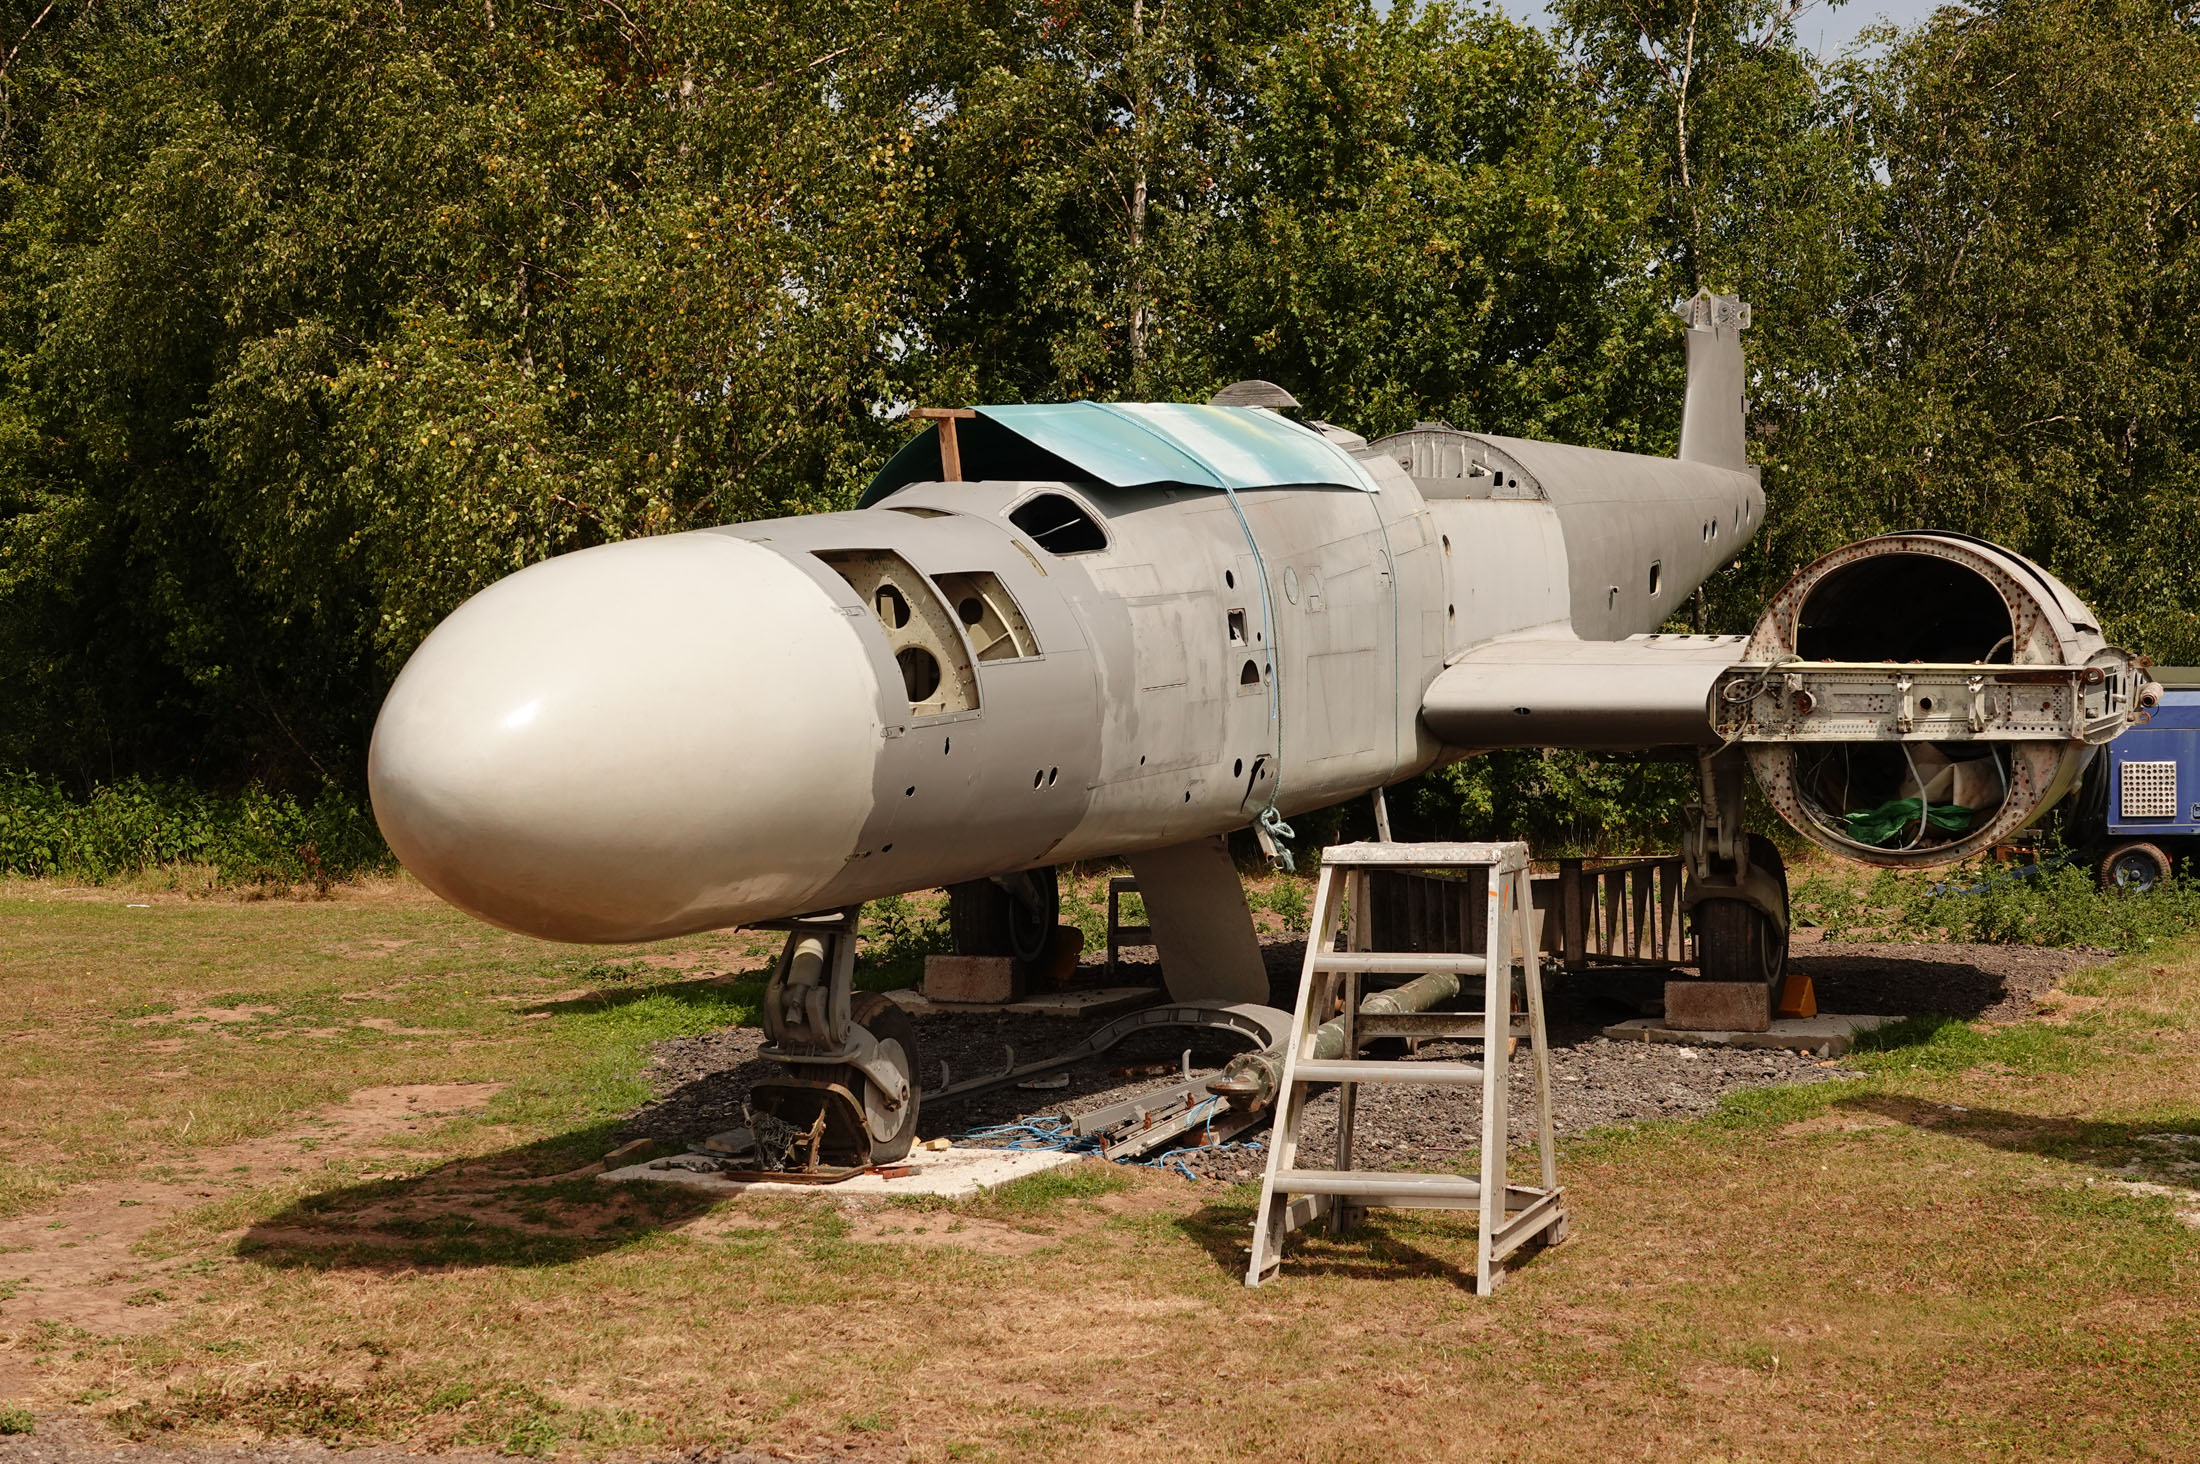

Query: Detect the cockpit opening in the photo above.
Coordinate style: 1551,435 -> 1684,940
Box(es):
1009,493 -> 1108,555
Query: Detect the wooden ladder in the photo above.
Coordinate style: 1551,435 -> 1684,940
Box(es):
1245,840 -> 1570,1292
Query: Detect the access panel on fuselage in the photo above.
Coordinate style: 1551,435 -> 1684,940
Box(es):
714,508 -> 1103,895
1235,483 -> 1407,811
1045,489 -> 1270,852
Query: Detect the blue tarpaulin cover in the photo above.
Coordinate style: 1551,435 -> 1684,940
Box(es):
860,402 -> 1379,505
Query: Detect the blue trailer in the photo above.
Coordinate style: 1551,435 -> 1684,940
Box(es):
2076,667 -> 2200,890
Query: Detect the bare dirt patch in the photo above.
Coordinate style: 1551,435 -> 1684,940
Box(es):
2103,1179 -> 2200,1227
842,1211 -> 1060,1255
131,1007 -> 277,1028
628,943 -> 776,975
1780,1109 -> 1902,1136
324,939 -> 417,959
2025,987 -> 2110,1024
0,1084 -> 502,1336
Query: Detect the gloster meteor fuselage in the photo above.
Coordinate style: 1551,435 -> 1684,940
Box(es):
368,290 -> 2150,1013
367,387 -> 1761,953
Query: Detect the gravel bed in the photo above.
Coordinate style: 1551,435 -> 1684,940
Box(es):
1786,931 -> 2103,1021
622,935 -> 2110,1180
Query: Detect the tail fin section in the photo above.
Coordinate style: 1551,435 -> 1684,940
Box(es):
1675,290 -> 1751,472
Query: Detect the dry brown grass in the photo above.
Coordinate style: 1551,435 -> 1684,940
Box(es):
1,878 -> 2197,1461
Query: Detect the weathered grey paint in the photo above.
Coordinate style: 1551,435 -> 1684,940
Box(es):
366,292 -> 2148,998
368,298 -> 1774,959
671,400 -> 1765,932
1123,835 -> 1269,1004
1676,292 -> 1752,471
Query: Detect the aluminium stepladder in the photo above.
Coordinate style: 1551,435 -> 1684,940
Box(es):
1245,841 -> 1570,1292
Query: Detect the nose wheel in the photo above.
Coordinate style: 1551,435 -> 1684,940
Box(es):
808,992 -> 921,1164
752,911 -> 924,1168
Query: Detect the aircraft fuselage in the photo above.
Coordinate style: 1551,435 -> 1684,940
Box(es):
367,415 -> 1762,945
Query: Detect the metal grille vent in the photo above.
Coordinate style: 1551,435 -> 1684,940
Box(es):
2120,760 -> 2179,820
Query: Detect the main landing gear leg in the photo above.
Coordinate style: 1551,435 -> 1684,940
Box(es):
751,908 -> 921,1165
1682,746 -> 1791,991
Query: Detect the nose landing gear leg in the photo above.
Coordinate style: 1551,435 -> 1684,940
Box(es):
751,908 -> 923,1167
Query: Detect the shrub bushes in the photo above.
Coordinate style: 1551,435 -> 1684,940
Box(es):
1792,858 -> 2200,952
855,893 -> 954,989
0,774 -> 390,887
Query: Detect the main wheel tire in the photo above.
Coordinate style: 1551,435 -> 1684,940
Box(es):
1751,833 -> 1792,979
1695,835 -> 1790,987
948,879 -> 1013,957
2100,841 -> 2172,894
1006,866 -> 1060,965
1696,899 -> 1784,984
948,868 -> 1060,965
847,990 -> 921,1164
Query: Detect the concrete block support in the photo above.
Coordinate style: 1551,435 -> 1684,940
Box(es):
923,954 -> 1017,1004
1664,979 -> 1771,1032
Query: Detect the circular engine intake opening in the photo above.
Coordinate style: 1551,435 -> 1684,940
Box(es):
1795,553 -> 2013,664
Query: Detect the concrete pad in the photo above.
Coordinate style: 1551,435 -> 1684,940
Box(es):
1601,1013 -> 1898,1056
601,1143 -> 1080,1200
882,986 -> 1161,1020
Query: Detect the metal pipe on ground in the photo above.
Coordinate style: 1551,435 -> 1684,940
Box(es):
1207,970 -> 1462,1112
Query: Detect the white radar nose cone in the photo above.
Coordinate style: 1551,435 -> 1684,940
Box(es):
368,532 -> 880,941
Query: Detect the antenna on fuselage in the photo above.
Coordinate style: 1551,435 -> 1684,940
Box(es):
1674,289 -> 1752,472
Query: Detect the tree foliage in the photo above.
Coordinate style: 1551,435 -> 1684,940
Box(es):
1792,0 -> 2200,663
0,0 -> 2196,825
1,0 -> 940,781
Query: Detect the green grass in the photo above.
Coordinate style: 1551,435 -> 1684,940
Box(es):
0,875 -> 2197,1462
1850,1011 -> 2091,1076
0,883 -> 778,1219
